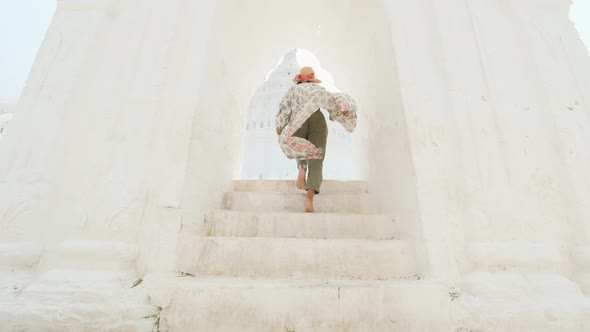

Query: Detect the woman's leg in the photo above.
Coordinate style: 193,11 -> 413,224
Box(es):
304,111 -> 328,212
296,161 -> 307,190
292,119 -> 309,190
306,111 -> 328,194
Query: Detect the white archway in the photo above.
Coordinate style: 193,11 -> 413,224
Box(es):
240,49 -> 354,180
179,0 -> 424,266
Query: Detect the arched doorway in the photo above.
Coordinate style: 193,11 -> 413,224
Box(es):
180,0 -> 424,268
240,48 -> 354,180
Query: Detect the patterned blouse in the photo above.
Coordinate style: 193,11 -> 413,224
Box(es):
275,83 -> 357,160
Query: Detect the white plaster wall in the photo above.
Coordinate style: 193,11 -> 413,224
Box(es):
380,0 -> 590,282
0,0 -> 221,273
0,1 -> 123,246
170,0 -> 423,273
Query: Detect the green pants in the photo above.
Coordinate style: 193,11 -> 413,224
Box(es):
293,110 -> 328,194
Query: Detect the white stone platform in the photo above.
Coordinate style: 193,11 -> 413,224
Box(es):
4,179 -> 590,331
142,274 -> 449,332
1,180 -> 446,331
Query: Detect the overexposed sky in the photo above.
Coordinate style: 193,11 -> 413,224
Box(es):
0,1 -> 588,103
0,0 -> 56,103
571,1 -> 590,51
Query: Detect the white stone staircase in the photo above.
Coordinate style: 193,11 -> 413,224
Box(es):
183,180 -> 416,279
152,180 -> 450,331
0,180 -> 451,331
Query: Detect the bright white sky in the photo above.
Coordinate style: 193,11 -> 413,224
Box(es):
0,1 -> 588,103
0,0 -> 56,103
571,1 -> 590,51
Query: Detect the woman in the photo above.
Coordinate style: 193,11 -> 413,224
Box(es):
275,66 -> 358,213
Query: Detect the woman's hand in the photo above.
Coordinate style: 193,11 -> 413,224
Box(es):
276,127 -> 282,135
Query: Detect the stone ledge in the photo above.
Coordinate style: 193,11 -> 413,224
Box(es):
142,273 -> 449,331
179,237 -> 416,279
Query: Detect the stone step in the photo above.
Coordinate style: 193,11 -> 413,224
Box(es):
20,270 -> 141,304
179,237 -> 416,279
233,180 -> 368,194
206,210 -> 396,240
0,242 -> 42,269
223,192 -> 376,213
144,274 -> 449,331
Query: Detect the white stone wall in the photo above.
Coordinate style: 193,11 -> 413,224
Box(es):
0,0 -> 586,278
0,0 -> 585,273
384,0 -> 590,278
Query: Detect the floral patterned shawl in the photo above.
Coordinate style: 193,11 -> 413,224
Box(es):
275,83 -> 357,160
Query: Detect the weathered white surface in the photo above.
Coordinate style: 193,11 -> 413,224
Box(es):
224,192 -> 376,213
0,242 -> 41,270
466,242 -> 563,271
143,274 -> 449,332
458,272 -> 590,331
0,269 -> 156,332
181,237 -> 416,279
0,0 -> 589,330
50,240 -> 139,271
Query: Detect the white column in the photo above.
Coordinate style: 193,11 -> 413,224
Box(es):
0,0 -> 221,275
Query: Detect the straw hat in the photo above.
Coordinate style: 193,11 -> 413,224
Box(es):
293,66 -> 322,84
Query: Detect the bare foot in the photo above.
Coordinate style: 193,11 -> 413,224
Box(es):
296,166 -> 306,190
304,198 -> 315,213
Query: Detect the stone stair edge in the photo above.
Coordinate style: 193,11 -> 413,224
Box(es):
223,190 -> 376,213
207,209 -> 391,217
198,236 -> 404,244
144,272 -> 428,287
232,179 -> 368,183
224,192 -> 371,197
